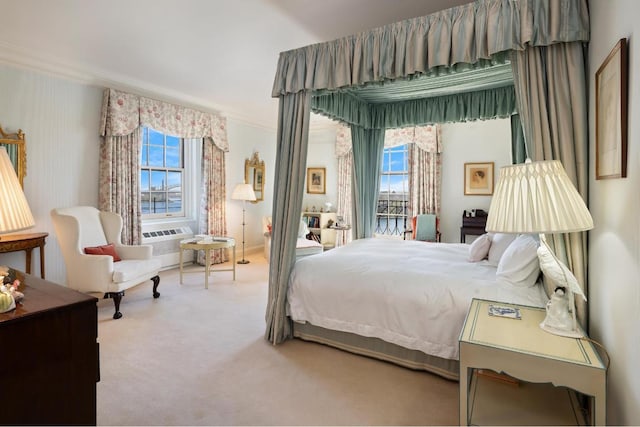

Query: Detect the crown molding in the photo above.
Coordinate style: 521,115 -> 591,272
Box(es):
0,41 -> 279,130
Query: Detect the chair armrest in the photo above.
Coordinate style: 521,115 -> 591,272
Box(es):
66,253 -> 115,292
116,244 -> 153,260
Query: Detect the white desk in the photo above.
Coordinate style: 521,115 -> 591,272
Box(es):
179,237 -> 236,289
459,298 -> 607,426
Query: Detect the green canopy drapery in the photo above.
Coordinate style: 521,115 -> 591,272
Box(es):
266,0 -> 590,344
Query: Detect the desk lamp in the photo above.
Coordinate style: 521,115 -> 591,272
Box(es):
486,160 -> 593,338
231,183 -> 256,264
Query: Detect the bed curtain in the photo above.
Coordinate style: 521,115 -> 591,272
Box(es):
266,0 -> 590,344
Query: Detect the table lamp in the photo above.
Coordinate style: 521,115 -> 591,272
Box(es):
0,147 -> 34,237
231,183 -> 256,264
486,159 -> 593,338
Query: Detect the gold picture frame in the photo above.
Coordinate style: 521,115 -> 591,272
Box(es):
464,162 -> 494,195
0,125 -> 26,188
306,167 -> 326,194
596,38 -> 628,180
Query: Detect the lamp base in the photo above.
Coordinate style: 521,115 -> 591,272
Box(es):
237,259 -> 250,265
539,321 -> 584,338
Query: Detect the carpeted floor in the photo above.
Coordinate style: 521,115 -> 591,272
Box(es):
96,252 -> 458,426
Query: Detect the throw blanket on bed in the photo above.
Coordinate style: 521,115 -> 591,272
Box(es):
287,238 -> 547,360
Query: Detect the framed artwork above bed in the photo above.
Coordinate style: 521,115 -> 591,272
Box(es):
464,162 -> 494,195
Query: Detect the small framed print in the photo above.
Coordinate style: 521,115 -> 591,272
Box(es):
306,167 -> 326,194
464,162 -> 494,195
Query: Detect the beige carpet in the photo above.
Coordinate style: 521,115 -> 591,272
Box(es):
96,253 -> 458,426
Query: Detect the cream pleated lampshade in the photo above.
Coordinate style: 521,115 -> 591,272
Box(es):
486,160 -> 593,234
0,147 -> 34,234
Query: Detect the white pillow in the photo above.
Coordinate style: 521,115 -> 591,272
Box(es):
487,233 -> 517,266
468,233 -> 491,262
298,220 -> 309,238
496,234 -> 540,287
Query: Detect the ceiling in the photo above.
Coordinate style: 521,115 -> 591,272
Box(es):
0,0 -> 470,129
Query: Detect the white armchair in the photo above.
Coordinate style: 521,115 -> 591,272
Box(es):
51,206 -> 161,319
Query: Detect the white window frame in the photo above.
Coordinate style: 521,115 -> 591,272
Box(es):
140,127 -> 201,221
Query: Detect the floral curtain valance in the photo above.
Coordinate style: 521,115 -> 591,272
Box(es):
272,0 -> 589,96
335,123 -> 441,157
100,88 -> 229,152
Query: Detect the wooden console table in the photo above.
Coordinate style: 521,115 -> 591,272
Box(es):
0,269 -> 99,425
0,232 -> 48,278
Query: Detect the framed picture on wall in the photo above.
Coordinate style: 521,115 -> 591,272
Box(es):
596,38 -> 628,180
306,167 -> 326,194
464,162 -> 494,195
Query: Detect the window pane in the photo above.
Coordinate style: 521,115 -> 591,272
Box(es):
168,191 -> 182,213
149,129 -> 164,146
140,170 -> 150,191
147,145 -> 164,167
141,192 -> 151,214
149,192 -> 167,214
166,135 -> 180,148
151,170 -> 166,191
166,146 -> 181,168
167,171 -> 181,189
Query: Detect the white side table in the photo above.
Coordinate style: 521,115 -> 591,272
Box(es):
179,237 -> 236,289
459,298 -> 607,426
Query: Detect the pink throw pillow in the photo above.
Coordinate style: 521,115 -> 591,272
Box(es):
84,243 -> 122,262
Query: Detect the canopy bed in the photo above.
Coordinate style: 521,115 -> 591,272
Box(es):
266,0 -> 591,375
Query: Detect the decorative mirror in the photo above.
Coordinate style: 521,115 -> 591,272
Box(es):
244,152 -> 265,203
0,125 -> 26,187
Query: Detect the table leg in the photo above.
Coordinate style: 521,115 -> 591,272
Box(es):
594,391 -> 606,426
39,243 -> 45,279
25,248 -> 33,275
204,249 -> 210,289
232,244 -> 236,280
459,365 -> 470,426
179,248 -> 184,284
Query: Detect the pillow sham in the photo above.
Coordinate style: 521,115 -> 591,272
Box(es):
496,234 -> 540,287
468,233 -> 491,262
84,243 -> 121,262
487,233 -> 517,266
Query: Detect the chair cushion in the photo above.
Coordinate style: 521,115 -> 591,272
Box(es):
84,243 -> 122,262
113,259 -> 161,283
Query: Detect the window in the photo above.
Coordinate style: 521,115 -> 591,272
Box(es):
140,127 -> 184,218
376,144 -> 409,236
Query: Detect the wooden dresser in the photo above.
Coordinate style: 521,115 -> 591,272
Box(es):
0,270 -> 99,426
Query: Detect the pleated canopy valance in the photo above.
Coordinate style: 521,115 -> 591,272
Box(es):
272,0 -> 589,97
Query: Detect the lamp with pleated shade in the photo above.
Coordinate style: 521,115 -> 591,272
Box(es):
0,147 -> 34,238
486,159 -> 593,338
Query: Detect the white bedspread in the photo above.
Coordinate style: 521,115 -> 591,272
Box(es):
287,238 -> 547,360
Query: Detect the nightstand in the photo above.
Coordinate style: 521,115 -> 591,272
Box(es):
459,298 -> 607,426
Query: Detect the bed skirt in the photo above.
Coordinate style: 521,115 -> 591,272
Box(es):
292,320 -> 459,381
